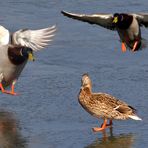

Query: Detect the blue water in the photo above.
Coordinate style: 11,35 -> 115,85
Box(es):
0,0 -> 148,147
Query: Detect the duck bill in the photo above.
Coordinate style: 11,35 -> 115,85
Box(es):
28,53 -> 35,61
113,17 -> 118,23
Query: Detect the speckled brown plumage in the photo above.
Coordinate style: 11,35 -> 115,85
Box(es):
78,73 -> 141,132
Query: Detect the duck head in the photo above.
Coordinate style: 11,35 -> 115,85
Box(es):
112,13 -> 133,29
113,13 -> 121,24
81,73 -> 92,93
8,46 -> 35,65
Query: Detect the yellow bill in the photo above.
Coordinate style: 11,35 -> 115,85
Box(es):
28,53 -> 35,61
113,17 -> 118,23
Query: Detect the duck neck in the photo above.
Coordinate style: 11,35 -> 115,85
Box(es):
8,45 -> 27,65
84,86 -> 92,95
118,14 -> 133,29
78,86 -> 92,108
79,86 -> 92,98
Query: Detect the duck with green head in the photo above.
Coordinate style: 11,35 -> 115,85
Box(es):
0,25 -> 56,95
62,11 -> 148,52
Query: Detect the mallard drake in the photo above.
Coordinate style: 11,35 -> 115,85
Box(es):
61,11 -> 148,52
0,25 -> 56,95
78,73 -> 142,132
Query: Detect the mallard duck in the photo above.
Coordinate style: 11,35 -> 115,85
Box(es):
0,25 -> 56,95
61,11 -> 148,52
78,73 -> 142,132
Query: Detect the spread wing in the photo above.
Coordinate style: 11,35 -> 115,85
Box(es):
61,11 -> 115,30
12,25 -> 56,51
132,13 -> 148,27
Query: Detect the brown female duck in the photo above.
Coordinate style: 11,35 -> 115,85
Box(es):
78,73 -> 142,132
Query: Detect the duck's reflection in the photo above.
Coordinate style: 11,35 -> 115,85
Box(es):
0,110 -> 26,148
85,128 -> 134,148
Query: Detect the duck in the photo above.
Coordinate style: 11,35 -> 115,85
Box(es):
61,11 -> 148,52
78,73 -> 142,132
0,25 -> 56,95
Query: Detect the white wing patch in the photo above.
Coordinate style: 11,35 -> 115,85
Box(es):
12,25 -> 56,51
62,11 -> 112,19
0,26 -> 10,45
114,105 -> 120,110
92,14 -> 113,19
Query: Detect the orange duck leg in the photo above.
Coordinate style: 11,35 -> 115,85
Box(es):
0,74 -> 18,96
121,42 -> 126,52
92,119 -> 113,132
2,80 -> 18,96
132,41 -> 138,52
92,119 -> 108,132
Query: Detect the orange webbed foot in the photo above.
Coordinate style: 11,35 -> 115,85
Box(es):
92,119 -> 108,132
2,90 -> 18,96
0,77 -> 18,96
92,127 -> 106,132
4,80 -> 18,96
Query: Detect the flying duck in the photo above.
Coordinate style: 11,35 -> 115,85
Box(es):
61,11 -> 148,52
78,73 -> 142,132
0,25 -> 56,95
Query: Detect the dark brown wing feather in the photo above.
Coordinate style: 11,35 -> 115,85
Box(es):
132,13 -> 148,27
115,105 -> 136,114
61,11 -> 116,30
92,93 -> 135,114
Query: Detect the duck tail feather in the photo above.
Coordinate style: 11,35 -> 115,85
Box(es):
129,115 -> 142,121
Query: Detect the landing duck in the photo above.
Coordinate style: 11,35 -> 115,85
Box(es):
62,11 -> 148,52
78,73 -> 142,132
0,25 -> 56,95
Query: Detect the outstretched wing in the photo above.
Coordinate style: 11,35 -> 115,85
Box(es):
61,11 -> 115,30
132,13 -> 148,27
12,25 -> 56,51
